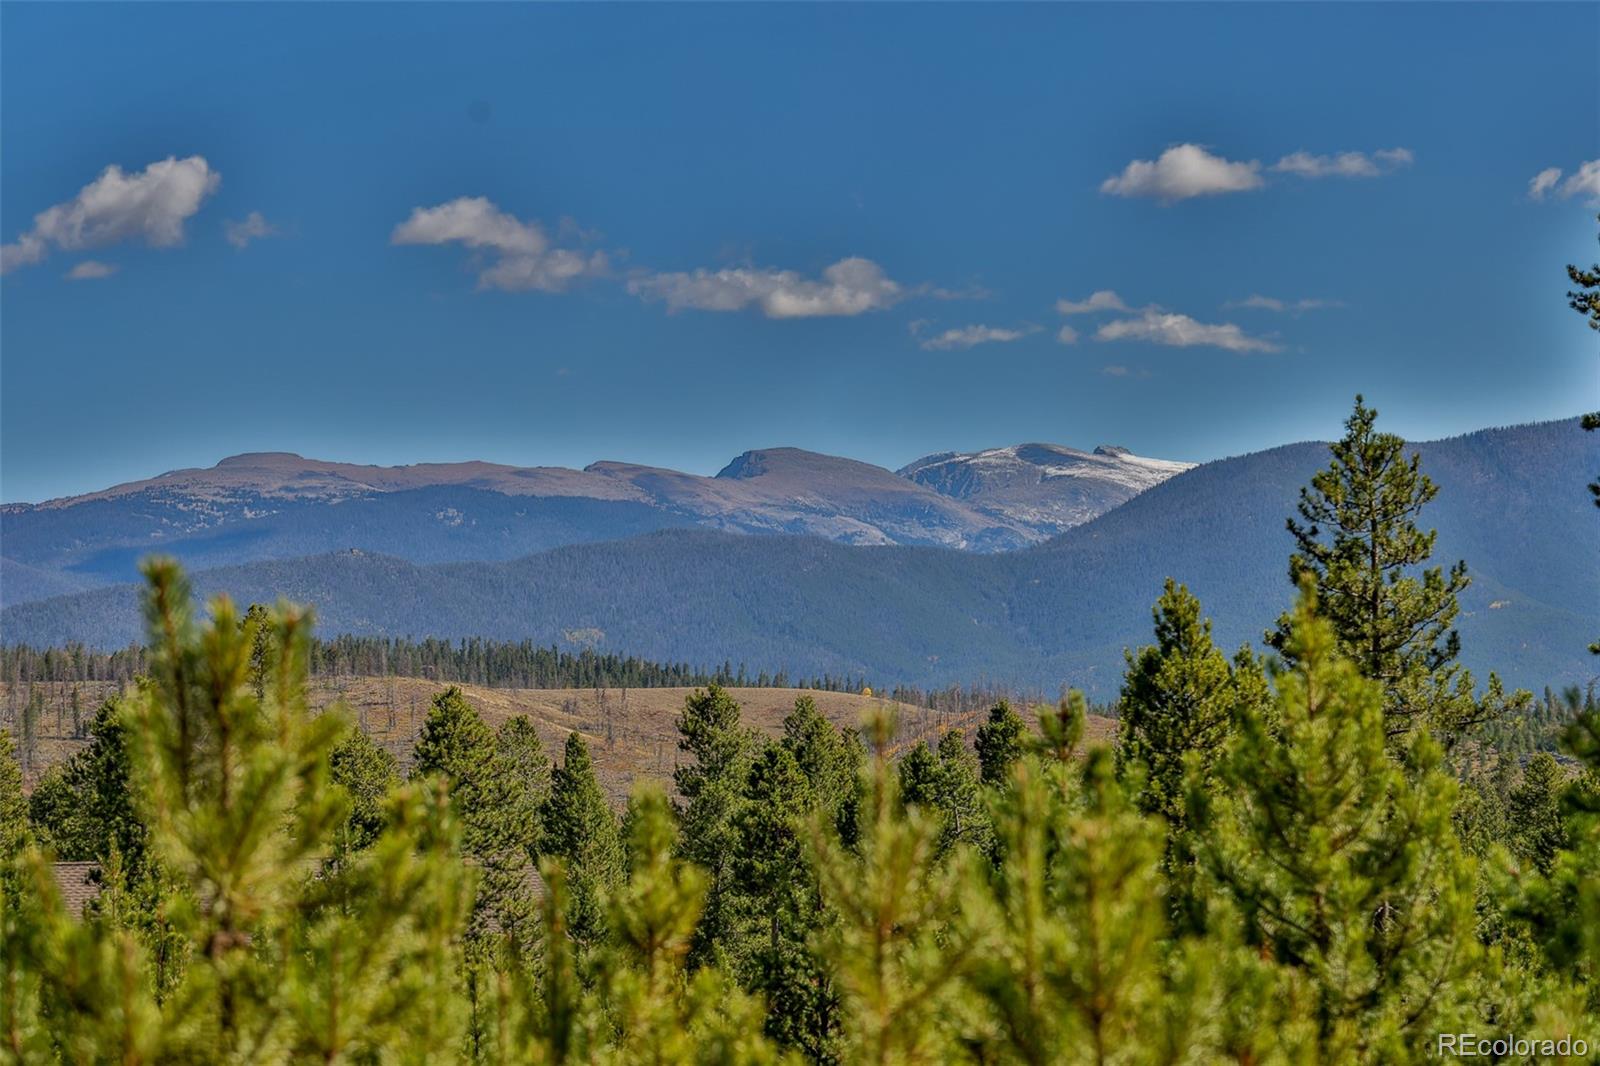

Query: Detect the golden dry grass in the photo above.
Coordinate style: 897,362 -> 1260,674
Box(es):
2,678 -> 1116,803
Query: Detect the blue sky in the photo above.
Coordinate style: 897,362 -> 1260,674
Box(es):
2,2 -> 1596,503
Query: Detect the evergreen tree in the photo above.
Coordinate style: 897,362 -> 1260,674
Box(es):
413,685 -> 496,788
674,685 -> 754,969
1273,395 -> 1515,739
781,695 -> 862,846
736,741 -> 841,1060
975,700 -> 1026,787
24,769 -> 82,861
1509,708 -> 1600,990
0,733 -> 25,860
1115,579 -> 1237,826
495,715 -> 552,865
413,686 -> 538,947
8,559 -> 474,1062
1194,583 -> 1482,1060
330,723 -> 400,854
969,748 -> 1185,1064
1507,753 -> 1569,876
596,786 -> 781,1065
542,731 -> 623,953
898,731 -> 990,859
812,710 -> 981,1062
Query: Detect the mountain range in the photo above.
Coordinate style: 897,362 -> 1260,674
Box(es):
0,442 -> 1192,605
3,418 -> 1594,697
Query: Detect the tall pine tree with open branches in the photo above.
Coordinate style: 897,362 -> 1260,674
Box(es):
1272,395 -> 1512,740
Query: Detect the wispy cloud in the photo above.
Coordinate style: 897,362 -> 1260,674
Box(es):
1528,160 -> 1600,202
392,196 -> 608,292
1,155 -> 220,275
1096,309 -> 1280,353
1056,290 -> 1130,315
1100,144 -> 1264,202
1056,290 -> 1277,352
1272,147 -> 1413,179
628,257 -> 902,319
1101,143 -> 1414,204
1224,294 -> 1343,314
224,211 -> 279,249
64,260 -> 117,281
914,323 -> 1037,351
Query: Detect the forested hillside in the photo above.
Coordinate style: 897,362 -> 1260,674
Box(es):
7,417 -> 1594,695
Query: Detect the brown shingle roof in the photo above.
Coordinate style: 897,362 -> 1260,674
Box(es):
50,862 -> 101,918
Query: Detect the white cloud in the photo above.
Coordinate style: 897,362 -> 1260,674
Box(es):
0,236 -> 45,274
1,155 -> 220,274
391,196 -> 608,292
1529,167 -> 1563,200
1527,160 -> 1600,203
628,257 -> 902,318
917,324 -> 1036,351
1100,144 -> 1264,202
1564,160 -> 1600,200
1272,147 -> 1414,179
1225,294 -> 1342,313
1100,364 -> 1130,377
64,260 -> 117,281
1056,324 -> 1080,345
224,211 -> 279,249
1055,289 -> 1130,315
1095,309 -> 1280,353
1541,159 -> 1600,203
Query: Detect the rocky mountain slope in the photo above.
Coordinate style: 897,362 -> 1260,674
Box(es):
0,442 -> 1188,606
6,419 -> 1592,697
900,443 -> 1194,535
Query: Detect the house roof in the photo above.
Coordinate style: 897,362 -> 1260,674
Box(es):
50,861 -> 101,918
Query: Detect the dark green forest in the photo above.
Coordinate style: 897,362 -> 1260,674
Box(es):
4,387 -> 1600,1064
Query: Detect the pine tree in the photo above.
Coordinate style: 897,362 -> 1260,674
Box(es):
1506,708 -> 1600,994
898,731 -> 990,859
975,700 -> 1026,787
495,715 -> 552,865
674,685 -> 754,969
968,747 -> 1183,1064
413,685 -> 496,789
24,768 -> 81,859
812,710 -> 981,1062
0,733 -> 25,860
1115,579 -> 1237,826
5,559 -> 477,1062
1507,753 -> 1569,876
413,686 -> 538,947
595,786 -> 781,1065
1273,395 -> 1517,739
542,731 -> 623,953
1194,582 -> 1482,1060
781,695 -> 863,845
330,723 -> 400,854
735,741 -> 840,1060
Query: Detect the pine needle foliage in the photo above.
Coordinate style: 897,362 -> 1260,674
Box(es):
1196,582 -> 1483,1061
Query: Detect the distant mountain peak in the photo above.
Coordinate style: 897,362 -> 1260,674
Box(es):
898,440 -> 1194,536
215,452 -> 309,467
